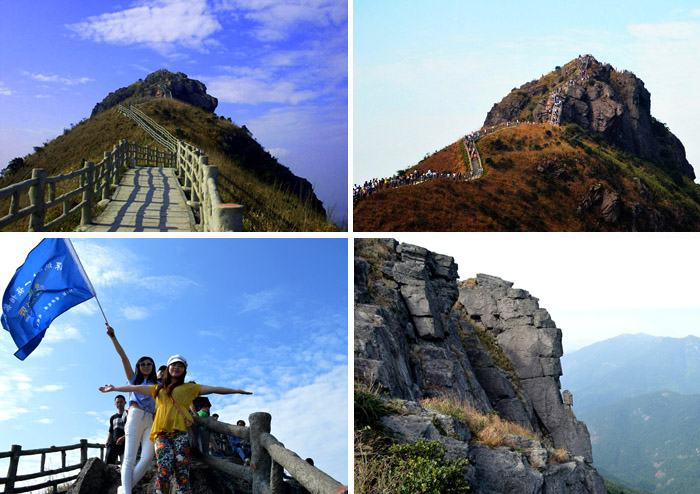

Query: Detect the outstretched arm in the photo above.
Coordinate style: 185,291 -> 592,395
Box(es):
99,383 -> 152,395
199,386 -> 253,396
105,324 -> 134,381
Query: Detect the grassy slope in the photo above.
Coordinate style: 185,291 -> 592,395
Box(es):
354,123 -> 700,231
0,99 -> 337,232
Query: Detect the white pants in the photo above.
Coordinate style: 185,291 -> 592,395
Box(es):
122,407 -> 155,494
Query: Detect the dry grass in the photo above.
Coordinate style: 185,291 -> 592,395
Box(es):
419,395 -> 539,448
353,122 -> 700,231
550,447 -> 570,465
0,99 -> 337,232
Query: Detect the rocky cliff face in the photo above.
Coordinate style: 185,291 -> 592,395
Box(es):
91,69 -> 218,117
484,55 -> 694,180
355,238 -> 605,494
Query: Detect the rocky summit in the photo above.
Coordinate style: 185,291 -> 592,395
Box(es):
355,238 -> 605,493
485,55 -> 694,179
90,69 -> 218,117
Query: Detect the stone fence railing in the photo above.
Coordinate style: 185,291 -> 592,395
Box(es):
0,440 -> 105,494
194,412 -> 347,494
0,140 -> 170,231
118,104 -> 243,232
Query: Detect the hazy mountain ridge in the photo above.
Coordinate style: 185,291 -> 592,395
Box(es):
562,333 -> 700,493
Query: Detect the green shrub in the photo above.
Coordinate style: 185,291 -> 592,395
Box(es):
355,384 -> 389,429
387,439 -> 470,494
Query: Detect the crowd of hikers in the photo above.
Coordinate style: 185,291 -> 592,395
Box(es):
353,169 -> 466,204
353,119 -> 535,204
546,54 -> 595,125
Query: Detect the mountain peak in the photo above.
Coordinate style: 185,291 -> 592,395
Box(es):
90,69 -> 218,117
484,55 -> 694,179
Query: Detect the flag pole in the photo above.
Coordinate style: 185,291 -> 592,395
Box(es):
94,295 -> 109,325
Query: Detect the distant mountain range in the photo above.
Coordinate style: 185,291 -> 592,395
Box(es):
561,333 -> 700,493
561,333 -> 700,413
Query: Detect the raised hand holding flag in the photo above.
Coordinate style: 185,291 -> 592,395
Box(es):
1,238 -> 97,360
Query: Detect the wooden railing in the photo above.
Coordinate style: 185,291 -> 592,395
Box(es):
119,104 -> 243,231
0,440 -> 104,494
0,140 -> 172,231
194,412 -> 347,494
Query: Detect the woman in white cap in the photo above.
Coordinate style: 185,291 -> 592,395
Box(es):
99,354 -> 252,494
105,324 -> 159,494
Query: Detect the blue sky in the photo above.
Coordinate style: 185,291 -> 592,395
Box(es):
392,233 -> 700,353
0,237 -> 348,487
0,0 -> 348,222
354,1 -> 700,184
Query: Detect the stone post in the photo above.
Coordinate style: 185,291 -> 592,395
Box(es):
249,412 -> 272,494
102,151 -> 111,201
28,168 -> 47,232
80,162 -> 94,227
80,439 -> 88,466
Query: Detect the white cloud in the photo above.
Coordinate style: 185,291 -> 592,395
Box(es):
43,324 -> 83,343
74,241 -> 198,295
35,385 -> 63,392
216,0 -> 346,41
204,74 -> 316,104
0,82 -> 13,96
66,0 -> 222,53
23,72 -> 94,85
239,287 -> 283,313
37,418 -> 53,424
121,306 -> 150,320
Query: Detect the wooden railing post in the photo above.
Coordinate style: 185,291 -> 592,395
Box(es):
5,444 -> 22,494
80,162 -> 94,227
249,412 -> 272,494
28,168 -> 47,232
145,145 -> 150,166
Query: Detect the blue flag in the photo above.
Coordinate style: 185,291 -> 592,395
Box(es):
1,239 -> 95,360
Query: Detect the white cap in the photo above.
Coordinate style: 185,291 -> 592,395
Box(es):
167,354 -> 188,368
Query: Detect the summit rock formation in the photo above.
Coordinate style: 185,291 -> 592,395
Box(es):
91,69 -> 218,117
484,55 -> 694,179
355,238 -> 605,493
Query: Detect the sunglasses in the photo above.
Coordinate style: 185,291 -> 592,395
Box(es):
139,361 -> 154,366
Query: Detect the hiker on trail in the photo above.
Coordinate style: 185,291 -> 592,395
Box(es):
99,354 -> 253,494
106,324 -> 158,494
105,395 -> 128,465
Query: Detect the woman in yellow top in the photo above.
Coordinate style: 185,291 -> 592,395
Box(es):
100,354 -> 252,494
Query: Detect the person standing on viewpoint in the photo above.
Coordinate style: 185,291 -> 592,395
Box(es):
105,395 -> 128,465
99,355 -> 252,494
105,324 -> 159,494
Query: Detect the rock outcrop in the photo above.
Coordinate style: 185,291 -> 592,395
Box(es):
458,274 -> 593,461
355,238 -> 605,494
484,55 -> 694,180
68,456 -> 251,494
91,69 -> 218,117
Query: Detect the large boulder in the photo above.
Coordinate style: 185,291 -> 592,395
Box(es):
90,69 -> 218,117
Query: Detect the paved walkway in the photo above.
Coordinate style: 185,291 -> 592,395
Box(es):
83,167 -> 195,232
